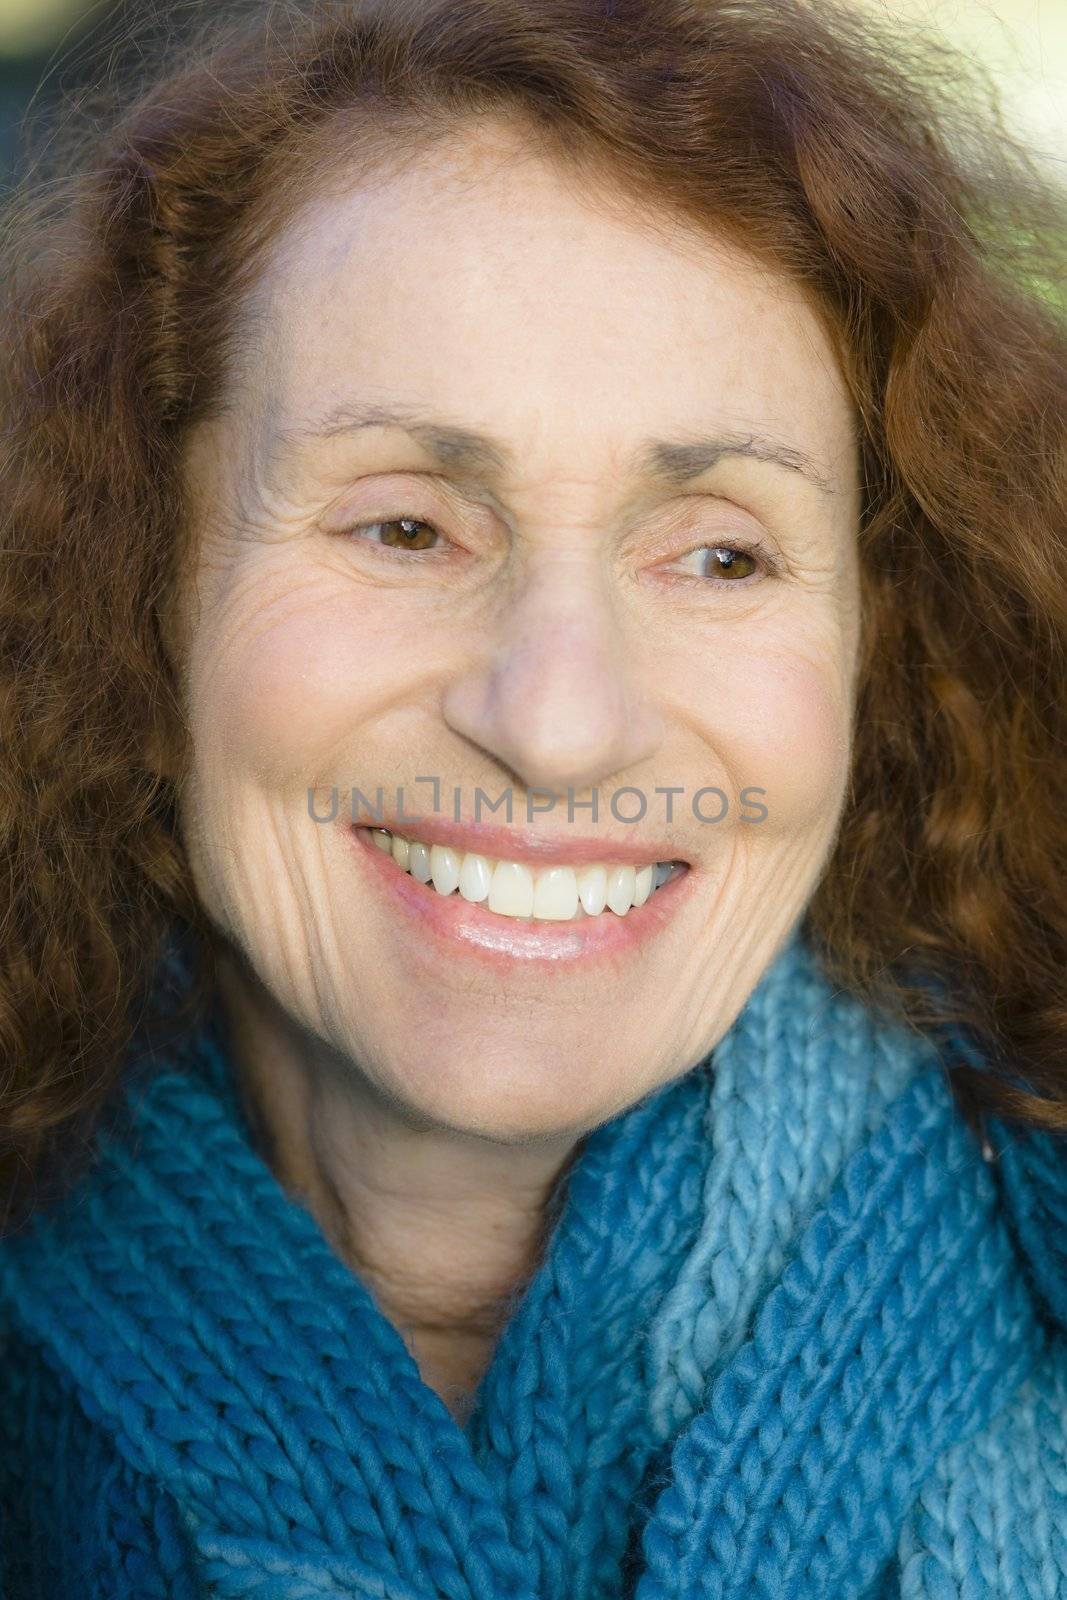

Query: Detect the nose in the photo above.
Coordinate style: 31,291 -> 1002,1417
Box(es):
441,562 -> 665,797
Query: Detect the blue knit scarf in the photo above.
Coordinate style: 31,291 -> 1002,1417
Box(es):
1,923 -> 1065,1599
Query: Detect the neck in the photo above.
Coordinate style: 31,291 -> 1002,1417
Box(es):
212,944 -> 580,1360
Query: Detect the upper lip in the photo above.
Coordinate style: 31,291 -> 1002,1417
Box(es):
350,809 -> 691,868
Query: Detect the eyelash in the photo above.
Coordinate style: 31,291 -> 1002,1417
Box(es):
339,514 -> 774,585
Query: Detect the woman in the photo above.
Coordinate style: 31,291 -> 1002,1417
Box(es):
1,0 -> 1065,1592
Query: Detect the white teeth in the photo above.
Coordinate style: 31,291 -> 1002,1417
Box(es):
391,833 -> 411,871
458,851 -> 493,903
576,863 -> 608,916
532,865 -> 579,921
408,840 -> 433,883
487,860 -> 534,917
365,827 -> 686,921
429,844 -> 462,896
606,864 -> 637,915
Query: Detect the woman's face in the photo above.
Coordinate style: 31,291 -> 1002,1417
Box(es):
176,121 -> 863,1141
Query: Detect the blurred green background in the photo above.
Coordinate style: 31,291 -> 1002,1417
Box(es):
1,0 -> 1064,192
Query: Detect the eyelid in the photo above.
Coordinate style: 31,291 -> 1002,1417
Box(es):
339,514 -> 453,556
619,490 -> 786,579
666,535 -> 778,581
340,517 -> 775,592
328,478 -> 782,580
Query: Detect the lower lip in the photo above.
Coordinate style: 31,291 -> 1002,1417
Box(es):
346,824 -> 697,967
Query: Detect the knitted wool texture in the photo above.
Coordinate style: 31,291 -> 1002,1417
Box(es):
0,922 -> 1065,1599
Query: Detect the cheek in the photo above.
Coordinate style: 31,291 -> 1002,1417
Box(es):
709,648 -> 852,831
187,580 -> 413,785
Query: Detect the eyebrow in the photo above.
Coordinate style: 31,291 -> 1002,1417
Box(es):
273,401 -> 837,500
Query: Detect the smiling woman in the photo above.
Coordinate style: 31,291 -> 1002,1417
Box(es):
0,0 -> 1066,1596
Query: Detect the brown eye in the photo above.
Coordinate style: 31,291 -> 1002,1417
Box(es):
671,544 -> 763,582
353,516 -> 443,551
704,547 -> 757,579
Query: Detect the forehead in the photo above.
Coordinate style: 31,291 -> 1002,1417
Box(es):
236,128 -> 857,490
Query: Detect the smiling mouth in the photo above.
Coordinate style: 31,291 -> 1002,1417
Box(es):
357,824 -> 690,923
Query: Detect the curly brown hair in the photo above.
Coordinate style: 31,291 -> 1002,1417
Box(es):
1,0 -> 1065,1233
